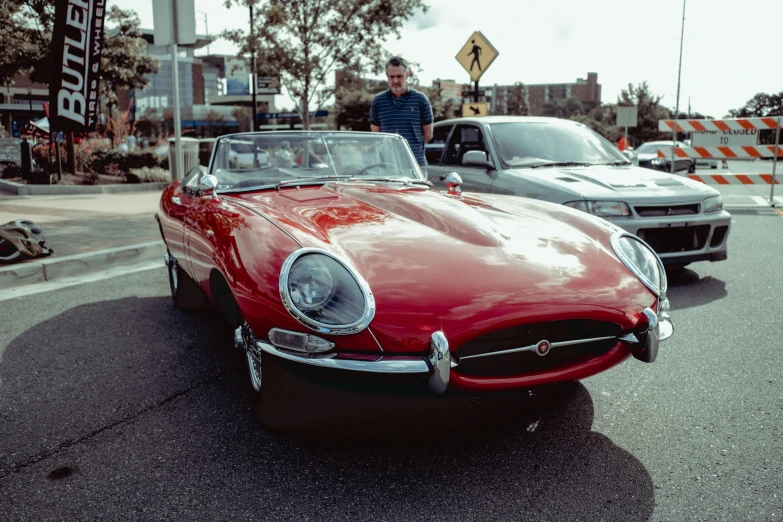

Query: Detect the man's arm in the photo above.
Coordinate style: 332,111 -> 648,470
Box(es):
371,124 -> 381,132
369,97 -> 380,132
422,123 -> 433,143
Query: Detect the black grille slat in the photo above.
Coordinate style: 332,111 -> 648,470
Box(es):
456,320 -> 621,377
637,225 -> 710,253
634,204 -> 700,217
458,339 -> 617,377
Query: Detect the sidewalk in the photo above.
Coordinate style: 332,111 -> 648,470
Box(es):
0,191 -> 165,289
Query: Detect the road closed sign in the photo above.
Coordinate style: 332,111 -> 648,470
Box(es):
692,128 -> 758,147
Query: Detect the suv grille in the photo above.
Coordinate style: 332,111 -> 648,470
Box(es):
637,225 -> 710,253
634,204 -> 700,217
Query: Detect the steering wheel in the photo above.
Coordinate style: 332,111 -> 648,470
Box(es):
354,162 -> 402,177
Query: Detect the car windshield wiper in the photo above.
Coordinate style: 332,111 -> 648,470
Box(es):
347,177 -> 433,187
591,161 -> 631,166
274,176 -> 343,189
529,161 -> 594,168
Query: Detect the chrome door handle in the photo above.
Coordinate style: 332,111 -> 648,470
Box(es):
171,196 -> 182,205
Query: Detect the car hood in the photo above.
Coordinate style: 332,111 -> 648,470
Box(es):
512,164 -> 716,200
232,183 -> 653,353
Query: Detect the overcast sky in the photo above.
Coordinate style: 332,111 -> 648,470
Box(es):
111,0 -> 782,117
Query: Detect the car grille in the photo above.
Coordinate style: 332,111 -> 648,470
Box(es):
637,225 -> 710,253
456,320 -> 621,377
634,204 -> 700,217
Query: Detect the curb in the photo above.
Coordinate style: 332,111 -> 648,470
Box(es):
0,241 -> 166,290
0,179 -> 169,195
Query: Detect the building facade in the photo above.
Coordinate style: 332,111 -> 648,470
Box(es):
486,72 -> 601,116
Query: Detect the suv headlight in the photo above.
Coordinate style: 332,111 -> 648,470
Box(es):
703,195 -> 723,212
280,249 -> 375,335
564,200 -> 631,217
610,232 -> 667,296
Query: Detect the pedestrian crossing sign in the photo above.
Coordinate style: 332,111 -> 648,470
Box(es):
456,31 -> 499,82
462,102 -> 488,117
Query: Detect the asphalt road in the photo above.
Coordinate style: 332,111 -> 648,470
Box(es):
1,210 -> 782,521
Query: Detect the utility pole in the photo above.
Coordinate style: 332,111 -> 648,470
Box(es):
671,0 -> 686,174
249,4 -> 257,132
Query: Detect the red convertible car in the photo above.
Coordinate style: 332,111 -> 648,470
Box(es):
156,131 -> 673,423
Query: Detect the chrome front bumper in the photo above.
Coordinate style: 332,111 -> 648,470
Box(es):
250,306 -> 673,394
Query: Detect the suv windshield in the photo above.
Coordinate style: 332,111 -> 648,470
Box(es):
210,131 -> 424,191
489,120 -> 630,168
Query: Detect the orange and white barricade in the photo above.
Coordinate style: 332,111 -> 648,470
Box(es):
657,117 -> 781,202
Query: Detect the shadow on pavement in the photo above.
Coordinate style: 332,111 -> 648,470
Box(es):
1,296 -> 655,521
665,268 -> 728,310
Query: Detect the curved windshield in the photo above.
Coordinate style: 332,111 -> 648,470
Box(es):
210,131 -> 424,192
489,120 -> 630,168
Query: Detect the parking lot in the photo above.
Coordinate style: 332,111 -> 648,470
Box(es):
1,166 -> 782,520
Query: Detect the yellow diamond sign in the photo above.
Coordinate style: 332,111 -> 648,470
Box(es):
456,31 -> 499,82
462,102 -> 488,117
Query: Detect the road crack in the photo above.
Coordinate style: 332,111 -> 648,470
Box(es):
2,369 -> 229,479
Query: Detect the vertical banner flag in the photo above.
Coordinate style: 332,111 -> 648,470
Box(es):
49,0 -> 108,132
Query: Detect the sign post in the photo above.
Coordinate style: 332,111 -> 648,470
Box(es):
455,31 -> 498,115
771,117 -> 781,205
616,106 -> 638,147
153,0 -> 196,180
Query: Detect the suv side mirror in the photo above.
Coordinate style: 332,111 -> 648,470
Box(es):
622,150 -> 634,161
462,150 -> 492,169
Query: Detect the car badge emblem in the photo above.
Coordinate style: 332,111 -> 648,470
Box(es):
535,340 -> 551,357
667,208 -> 675,216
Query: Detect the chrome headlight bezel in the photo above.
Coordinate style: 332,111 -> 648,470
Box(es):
610,232 -> 667,297
279,248 -> 375,335
564,200 -> 631,218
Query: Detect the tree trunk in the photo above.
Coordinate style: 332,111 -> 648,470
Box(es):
301,94 -> 310,130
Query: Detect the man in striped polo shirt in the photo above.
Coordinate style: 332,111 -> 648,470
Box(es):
370,56 -> 434,173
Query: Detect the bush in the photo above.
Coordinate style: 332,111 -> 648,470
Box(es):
126,166 -> 170,184
80,172 -> 100,185
25,169 -> 52,184
92,150 -> 162,174
1,164 -> 21,179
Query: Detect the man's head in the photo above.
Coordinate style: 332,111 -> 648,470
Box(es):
385,56 -> 411,97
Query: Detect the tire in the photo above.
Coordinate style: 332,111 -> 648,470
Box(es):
665,263 -> 690,273
688,162 -> 696,173
165,251 -> 206,310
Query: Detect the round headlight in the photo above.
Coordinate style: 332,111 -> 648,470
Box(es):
280,249 -> 375,335
610,233 -> 667,296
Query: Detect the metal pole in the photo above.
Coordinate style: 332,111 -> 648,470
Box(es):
170,0 -> 183,180
770,117 -> 780,205
671,0 -> 686,174
250,5 -> 257,132
474,80 -> 479,104
625,125 -> 628,148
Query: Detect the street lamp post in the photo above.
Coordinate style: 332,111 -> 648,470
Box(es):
249,4 -> 258,132
197,11 -> 209,54
671,0 -> 686,174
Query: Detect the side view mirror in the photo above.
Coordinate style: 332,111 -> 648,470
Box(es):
446,172 -> 462,196
462,150 -> 492,169
622,150 -> 634,161
199,174 -> 219,199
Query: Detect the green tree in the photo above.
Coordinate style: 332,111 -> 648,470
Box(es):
0,1 -> 54,85
506,82 -> 529,116
614,82 -> 671,146
335,89 -> 373,131
222,0 -> 428,129
100,6 -> 160,108
727,92 -> 783,118
541,97 -> 584,119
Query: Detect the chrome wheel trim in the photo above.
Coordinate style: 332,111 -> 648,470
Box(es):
246,351 -> 263,392
237,323 -> 263,392
167,254 -> 179,296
